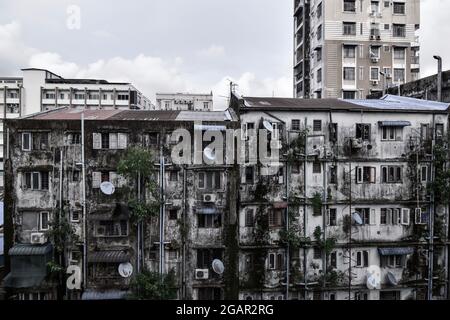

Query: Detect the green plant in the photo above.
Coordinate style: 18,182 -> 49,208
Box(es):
47,212 -> 79,253
313,226 -> 337,256
118,147 -> 161,223
129,269 -> 177,300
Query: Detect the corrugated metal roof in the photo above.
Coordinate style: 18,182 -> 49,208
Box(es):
108,110 -> 180,121
9,244 -> 53,256
241,95 -> 450,113
3,273 -> 46,289
88,251 -> 131,263
378,247 -> 414,256
350,94 -> 450,111
177,111 -> 231,121
82,290 -> 129,300
243,97 -> 361,110
30,108 -> 123,120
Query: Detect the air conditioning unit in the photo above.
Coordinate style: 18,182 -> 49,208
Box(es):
195,269 -> 209,280
325,151 -> 334,158
370,35 -> 376,40
203,194 -> 217,203
30,232 -> 46,245
386,74 -> 392,79
352,138 -> 363,149
371,80 -> 379,86
371,58 -> 379,63
376,35 -> 381,40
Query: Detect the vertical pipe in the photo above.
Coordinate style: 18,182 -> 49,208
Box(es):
159,143 -> 166,275
81,113 -> 87,289
303,117 -> 308,299
348,162 -> 352,301
434,56 -> 443,102
137,173 -> 141,274
285,130 -> 290,300
428,114 -> 436,300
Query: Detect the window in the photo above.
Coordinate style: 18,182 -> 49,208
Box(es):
198,288 -> 222,301
330,251 -> 337,269
313,162 -> 322,174
356,251 -> 369,267
96,220 -> 128,237
436,124 -> 444,139
343,67 -> 356,81
328,209 -> 337,226
117,94 -> 129,101
355,292 -> 369,300
343,22 -> 356,35
356,124 -> 371,141
45,92 -> 55,99
168,250 -> 178,261
313,120 -> 322,132
23,172 -> 49,190
292,119 -> 301,131
380,209 -> 388,225
40,211 -> 50,231
93,133 -> 128,150
393,47 -> 406,59
386,255 -> 404,268
381,126 -> 403,141
144,133 -> 159,147
169,171 -> 178,182
68,133 -> 81,145
316,48 -> 322,62
203,102 -> 209,110
74,93 -> 85,100
317,68 -> 322,83
71,210 -> 81,223
198,171 -> 222,190
393,2 -> 405,14
370,1 -> 379,14
329,166 -> 337,184
268,209 -> 284,228
268,253 -> 284,270
169,209 -> 178,220
370,67 -> 380,81
343,45 -> 356,58
197,249 -> 222,269
421,166 -> 429,183
245,166 -> 255,184
343,0 -> 356,12
198,213 -> 222,228
245,209 -> 254,227
343,91 -> 356,99
22,132 -> 32,151
355,208 -> 375,225
317,25 -> 322,40
314,247 -> 322,259
393,24 -> 406,37
317,2 -> 322,18
394,68 -> 405,82
356,167 -> 376,184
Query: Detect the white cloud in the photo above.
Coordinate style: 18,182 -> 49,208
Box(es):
0,21 -> 292,110
197,45 -> 226,58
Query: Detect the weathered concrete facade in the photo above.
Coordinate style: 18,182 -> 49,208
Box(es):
232,94 -> 450,300
2,108 -> 240,300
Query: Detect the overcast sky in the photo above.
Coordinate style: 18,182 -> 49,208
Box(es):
0,0 -> 448,109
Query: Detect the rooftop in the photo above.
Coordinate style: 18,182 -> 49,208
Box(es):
240,95 -> 450,113
20,107 -> 236,122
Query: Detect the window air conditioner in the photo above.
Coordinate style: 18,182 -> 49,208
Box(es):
195,269 -> 209,280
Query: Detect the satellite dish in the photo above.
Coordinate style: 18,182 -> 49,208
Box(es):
366,265 -> 381,290
352,212 -> 363,225
100,181 -> 115,195
212,259 -> 225,275
387,271 -> 398,286
263,120 -> 274,132
204,147 -> 216,161
118,262 -> 133,278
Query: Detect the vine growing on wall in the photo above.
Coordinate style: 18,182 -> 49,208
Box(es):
118,147 -> 161,223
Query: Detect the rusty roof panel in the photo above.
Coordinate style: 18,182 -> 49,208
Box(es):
31,108 -> 124,120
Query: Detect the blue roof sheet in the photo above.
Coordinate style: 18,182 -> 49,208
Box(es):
347,95 -> 450,111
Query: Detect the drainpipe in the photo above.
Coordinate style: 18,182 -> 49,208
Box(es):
285,130 -> 290,300
159,143 -> 166,275
303,117 -> 308,299
182,166 -> 187,299
427,114 -> 436,300
433,56 -> 443,102
81,113 -> 88,290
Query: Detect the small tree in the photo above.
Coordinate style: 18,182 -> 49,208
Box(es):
129,269 -> 177,300
118,147 -> 161,223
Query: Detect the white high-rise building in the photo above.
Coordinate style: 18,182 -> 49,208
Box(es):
0,68 -> 153,189
294,0 -> 421,99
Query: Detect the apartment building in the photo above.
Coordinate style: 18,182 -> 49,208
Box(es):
231,93 -> 449,300
155,93 -> 214,111
0,69 -> 153,195
2,107 -> 239,300
294,0 -> 421,99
